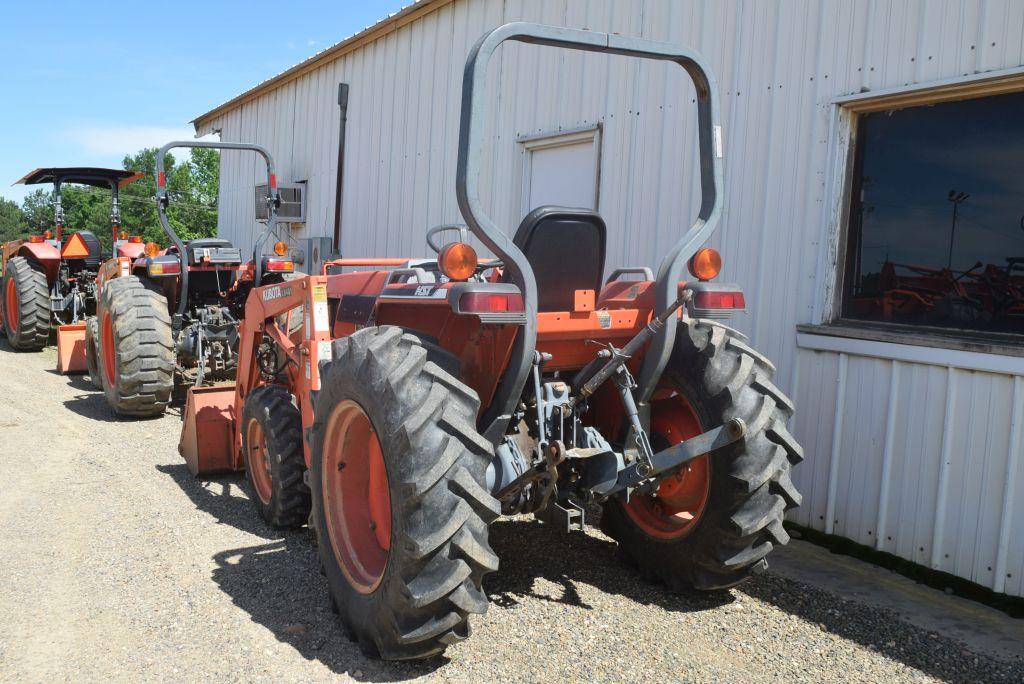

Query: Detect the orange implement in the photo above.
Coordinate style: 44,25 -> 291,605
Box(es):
179,385 -> 237,475
56,323 -> 87,374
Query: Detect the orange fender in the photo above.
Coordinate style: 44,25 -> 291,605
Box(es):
16,241 -> 61,283
116,241 -> 146,260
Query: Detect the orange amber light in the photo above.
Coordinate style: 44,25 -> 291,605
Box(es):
439,242 -> 478,281
688,248 -> 722,281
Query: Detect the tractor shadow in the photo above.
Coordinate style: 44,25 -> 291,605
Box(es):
157,463 -> 281,541
53,369 -> 184,423
193,498 -> 732,681
158,461 -> 447,679
485,513 -> 734,614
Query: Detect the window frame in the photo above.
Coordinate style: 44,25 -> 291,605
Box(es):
809,66 -> 1024,354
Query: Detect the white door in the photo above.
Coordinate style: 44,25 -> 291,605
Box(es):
521,128 -> 600,216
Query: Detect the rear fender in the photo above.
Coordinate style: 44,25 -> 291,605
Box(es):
116,241 -> 146,260
374,281 -> 522,412
15,241 -> 61,283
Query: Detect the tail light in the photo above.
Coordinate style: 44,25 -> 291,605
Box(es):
148,259 -> 181,277
459,292 -> 525,313
129,236 -> 143,243
693,291 -> 745,310
686,283 -> 745,319
264,258 -> 294,272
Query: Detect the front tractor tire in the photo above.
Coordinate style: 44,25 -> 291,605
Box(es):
310,326 -> 500,660
98,277 -> 174,417
241,384 -> 311,528
601,319 -> 804,591
2,256 -> 51,351
84,316 -> 102,390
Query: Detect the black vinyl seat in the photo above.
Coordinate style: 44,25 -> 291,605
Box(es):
511,206 -> 607,312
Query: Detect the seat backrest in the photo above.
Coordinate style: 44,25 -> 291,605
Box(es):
512,206 -> 606,312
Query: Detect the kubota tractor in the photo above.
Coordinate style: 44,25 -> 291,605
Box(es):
179,23 -> 803,660
1,168 -> 145,370
89,141 -> 295,417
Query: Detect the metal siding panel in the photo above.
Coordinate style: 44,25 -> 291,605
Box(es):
790,348 -> 839,532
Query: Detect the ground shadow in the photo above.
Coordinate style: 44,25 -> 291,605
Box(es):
60,382 -> 183,423
200,501 -> 730,681
210,537 -> 447,681
485,514 -> 733,614
156,463 -> 281,541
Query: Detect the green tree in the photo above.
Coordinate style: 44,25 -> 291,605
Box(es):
0,197 -> 26,242
121,147 -> 220,245
21,188 -> 54,233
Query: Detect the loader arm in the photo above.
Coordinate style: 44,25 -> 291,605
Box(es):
232,275 -> 332,470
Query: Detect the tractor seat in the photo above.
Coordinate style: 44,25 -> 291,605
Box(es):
511,206 -> 607,312
68,230 -> 103,269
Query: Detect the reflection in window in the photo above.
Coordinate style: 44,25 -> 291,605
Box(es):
843,91 -> 1024,335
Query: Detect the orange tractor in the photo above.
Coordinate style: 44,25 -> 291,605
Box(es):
180,23 -> 802,660
1,168 -> 145,371
88,141 -> 295,416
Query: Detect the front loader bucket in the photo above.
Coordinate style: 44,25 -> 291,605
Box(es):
179,385 -> 237,476
56,323 -> 87,374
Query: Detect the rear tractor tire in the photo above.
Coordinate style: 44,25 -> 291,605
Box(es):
2,256 -> 50,351
241,384 -> 311,528
98,276 -> 174,417
601,319 -> 804,591
310,326 -> 500,659
84,316 -> 102,390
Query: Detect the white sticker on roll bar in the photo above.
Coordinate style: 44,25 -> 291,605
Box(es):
713,125 -> 723,158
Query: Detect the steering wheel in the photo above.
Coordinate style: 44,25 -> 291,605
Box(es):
426,224 -> 470,253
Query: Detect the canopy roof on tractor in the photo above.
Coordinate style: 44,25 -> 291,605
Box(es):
15,167 -> 144,189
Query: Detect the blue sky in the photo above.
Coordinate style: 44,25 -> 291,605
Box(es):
0,0 -> 408,203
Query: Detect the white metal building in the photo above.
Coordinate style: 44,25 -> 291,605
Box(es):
193,0 -> 1024,597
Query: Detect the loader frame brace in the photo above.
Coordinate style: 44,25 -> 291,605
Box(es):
456,22 -> 725,440
155,140 -> 281,319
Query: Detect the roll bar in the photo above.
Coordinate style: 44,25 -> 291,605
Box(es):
155,140 -> 280,318
456,22 -> 725,438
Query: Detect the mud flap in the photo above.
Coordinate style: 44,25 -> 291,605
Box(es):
179,385 -> 237,476
56,323 -> 87,374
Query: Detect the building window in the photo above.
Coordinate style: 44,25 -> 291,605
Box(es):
842,91 -> 1024,335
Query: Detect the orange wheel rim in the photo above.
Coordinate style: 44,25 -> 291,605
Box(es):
246,418 -> 273,505
4,278 -> 18,333
623,384 -> 711,540
322,400 -> 391,594
101,312 -> 116,388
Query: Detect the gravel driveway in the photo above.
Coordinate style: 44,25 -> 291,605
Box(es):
0,338 -> 1021,682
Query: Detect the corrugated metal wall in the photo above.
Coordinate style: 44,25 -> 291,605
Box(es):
198,0 -> 1024,596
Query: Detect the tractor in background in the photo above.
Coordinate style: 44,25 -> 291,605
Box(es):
88,141 -> 295,417
1,168 -> 145,372
179,23 -> 803,661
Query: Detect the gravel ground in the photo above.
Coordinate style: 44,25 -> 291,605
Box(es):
0,338 -> 1022,682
